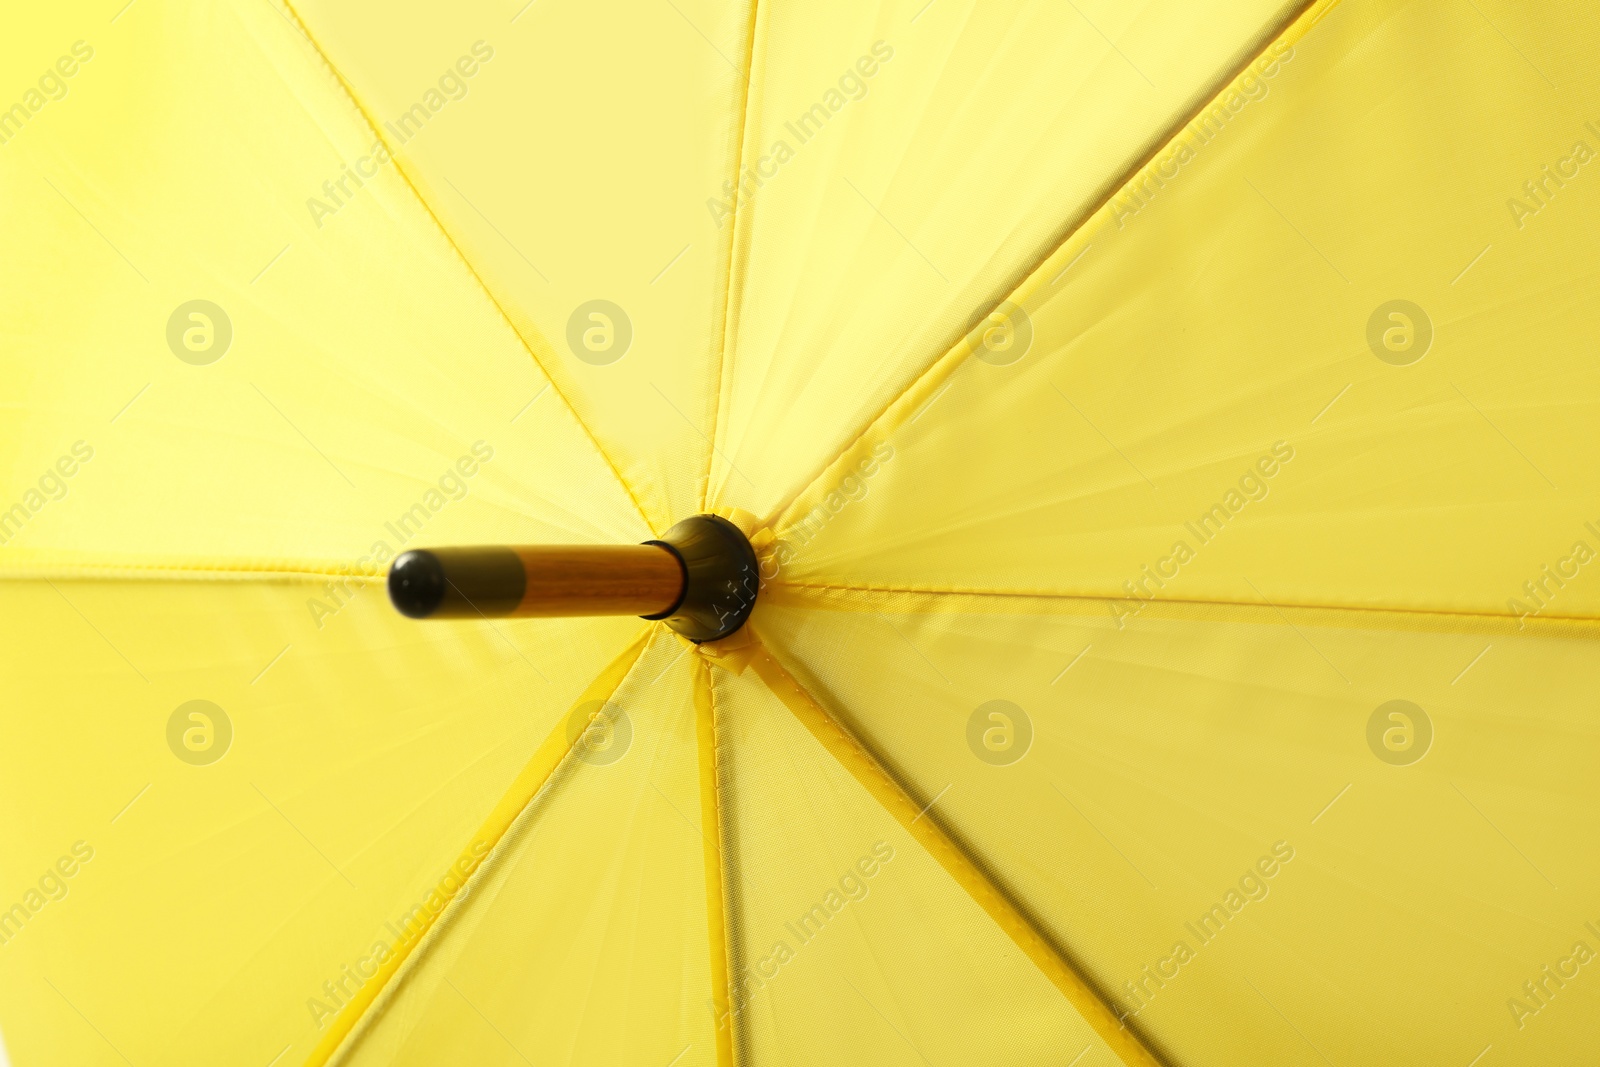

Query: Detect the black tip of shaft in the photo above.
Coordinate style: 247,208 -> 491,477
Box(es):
389,550 -> 446,618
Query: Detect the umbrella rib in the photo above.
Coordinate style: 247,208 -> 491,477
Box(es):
702,0 -> 764,513
0,561 -> 380,583
769,579 -> 1600,633
759,0 -> 1340,536
303,627 -> 657,1067
693,657 -> 741,1067
275,0 -> 658,535
745,629 -> 1169,1067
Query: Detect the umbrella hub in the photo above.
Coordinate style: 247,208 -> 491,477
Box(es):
387,514 -> 759,642
644,514 -> 761,642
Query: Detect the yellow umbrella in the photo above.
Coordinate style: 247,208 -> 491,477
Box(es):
4,0 -> 1599,1064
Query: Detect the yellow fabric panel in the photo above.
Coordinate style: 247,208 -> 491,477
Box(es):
288,0 -> 757,532
746,632 -> 1162,1067
305,628 -> 654,1064
778,0 -> 1600,622
330,631 -> 721,1067
712,656 -> 1128,1067
755,586 -> 1600,1066
0,576 -> 640,1066
706,0 -> 1302,520
0,1 -> 647,570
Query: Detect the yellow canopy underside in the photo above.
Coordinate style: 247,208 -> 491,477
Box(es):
2,1 -> 1598,1065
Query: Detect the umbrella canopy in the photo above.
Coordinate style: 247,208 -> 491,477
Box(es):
4,1 -> 1599,1064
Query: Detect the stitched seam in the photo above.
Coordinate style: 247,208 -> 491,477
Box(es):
0,562 -> 379,581
701,659 -> 739,1067
703,0 -> 764,514
773,578 -> 1600,627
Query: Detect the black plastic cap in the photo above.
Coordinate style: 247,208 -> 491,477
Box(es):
646,515 -> 759,642
389,550 -> 446,618
388,547 -> 526,619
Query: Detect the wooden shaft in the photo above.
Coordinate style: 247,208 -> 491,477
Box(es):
389,515 -> 759,640
388,544 -> 684,620
512,545 -> 682,617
